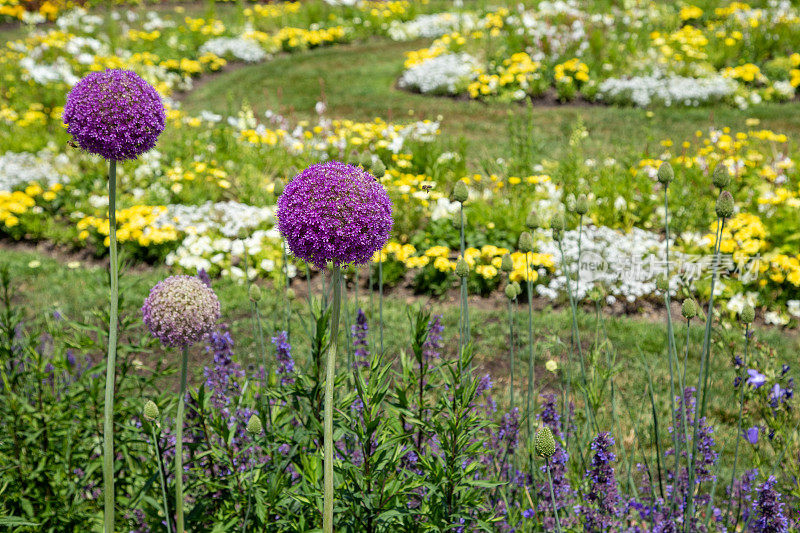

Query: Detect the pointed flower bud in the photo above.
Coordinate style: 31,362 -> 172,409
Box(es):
550,212 -> 565,232
740,304 -> 755,324
511,281 -> 521,297
246,414 -> 263,435
656,274 -> 669,292
143,400 -> 159,421
715,190 -> 734,219
712,163 -> 730,189
681,298 -> 697,320
455,257 -> 470,278
286,288 -> 297,300
505,284 -> 517,300
273,180 -> 284,196
371,158 -> 386,179
525,211 -> 541,230
575,194 -> 589,215
535,426 -> 556,458
501,253 -> 514,273
249,284 -> 262,302
518,231 -> 533,253
657,161 -> 674,185
451,181 -> 469,203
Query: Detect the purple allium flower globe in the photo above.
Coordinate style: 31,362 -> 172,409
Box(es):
142,275 -> 221,348
63,69 -> 165,161
277,161 -> 393,269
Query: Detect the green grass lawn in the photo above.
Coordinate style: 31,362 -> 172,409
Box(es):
183,37 -> 800,166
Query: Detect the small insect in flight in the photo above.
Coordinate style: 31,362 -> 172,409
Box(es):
67,140 -> 79,149
421,184 -> 434,193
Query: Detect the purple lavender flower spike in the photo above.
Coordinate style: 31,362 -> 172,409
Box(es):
423,314 -> 444,363
63,69 -> 165,161
752,476 -> 788,532
272,331 -> 295,385
142,275 -> 221,347
580,432 -> 621,531
276,161 -> 392,269
351,309 -> 369,369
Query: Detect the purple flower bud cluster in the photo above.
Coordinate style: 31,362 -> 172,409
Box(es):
752,476 -> 788,532
277,161 -> 393,269
142,275 -> 221,348
580,432 -> 621,531
63,69 -> 165,161
423,314 -> 444,363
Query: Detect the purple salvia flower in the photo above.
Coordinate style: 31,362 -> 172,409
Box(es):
752,476 -> 788,532
142,275 -> 221,347
272,331 -> 294,385
580,432 -> 621,532
276,161 -> 392,268
423,314 -> 444,363
745,426 -> 760,445
351,309 -> 369,369
747,369 -> 767,389
63,69 -> 165,161
196,268 -> 212,288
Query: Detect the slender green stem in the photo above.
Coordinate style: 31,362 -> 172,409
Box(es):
378,256 -> 384,355
545,458 -> 563,533
102,159 -> 118,533
151,424 -> 173,533
323,266 -> 342,533
242,471 -> 254,533
282,241 -> 290,340
525,251 -> 535,444
176,348 -> 189,533
507,295 -> 514,410
725,323 -> 749,526
685,217 -> 725,529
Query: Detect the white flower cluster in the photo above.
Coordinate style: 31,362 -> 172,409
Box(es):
535,225 -> 679,304
398,53 -> 479,95
0,150 -> 71,192
199,37 -> 267,63
153,201 -> 275,238
388,12 -> 477,41
597,75 -> 736,107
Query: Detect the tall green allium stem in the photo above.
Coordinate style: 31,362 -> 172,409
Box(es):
525,251 -> 535,443
282,241 -> 291,339
150,424 -> 173,533
323,266 -> 342,533
685,217 -> 725,529
102,159 -> 118,533
507,293 -> 515,410
458,204 -> 470,359
545,458 -> 563,533
378,256 -> 384,355
725,323 -> 750,524
174,348 -> 189,532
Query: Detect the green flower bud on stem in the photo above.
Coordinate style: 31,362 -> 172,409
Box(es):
455,257 -> 470,278
518,232 -> 533,253
525,211 -> 541,230
740,304 -> 755,324
575,194 -> 589,215
451,181 -> 469,203
550,212 -> 565,232
286,288 -> 296,300
657,161 -> 674,185
501,253 -> 514,272
681,298 -> 698,320
505,284 -> 517,300
143,400 -> 159,421
273,180 -> 284,197
510,281 -> 521,297
249,284 -> 262,302
246,414 -> 263,435
535,426 -> 556,458
371,159 -> 386,179
715,190 -> 734,219
712,163 -> 730,189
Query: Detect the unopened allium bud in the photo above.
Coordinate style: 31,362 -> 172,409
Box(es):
535,426 -> 556,458
455,257 -> 470,278
501,253 -> 514,273
286,288 -> 297,300
143,400 -> 159,421
657,161 -> 674,185
712,163 -> 730,189
452,181 -> 469,203
550,212 -> 565,232
246,414 -> 263,435
359,152 -> 372,169
249,284 -> 262,302
741,304 -> 755,324
715,190 -> 734,219
656,274 -> 669,292
371,158 -> 386,179
505,284 -> 517,300
273,180 -> 284,196
511,281 -> 521,297
525,211 -> 541,230
565,196 -> 577,213
575,194 -> 589,215
518,231 -> 533,253
681,299 -> 698,320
